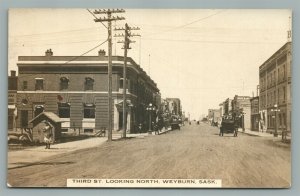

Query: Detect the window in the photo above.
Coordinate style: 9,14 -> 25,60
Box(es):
58,102 -> 70,118
84,77 -> 94,91
60,77 -> 69,90
34,105 -> 44,117
22,81 -> 28,90
84,104 -> 95,118
119,78 -> 130,91
35,79 -> 44,90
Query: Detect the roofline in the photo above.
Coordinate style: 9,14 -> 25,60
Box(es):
259,41 -> 291,70
17,55 -> 158,90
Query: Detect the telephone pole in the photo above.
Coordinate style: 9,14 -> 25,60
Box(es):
93,9 -> 125,142
115,23 -> 140,138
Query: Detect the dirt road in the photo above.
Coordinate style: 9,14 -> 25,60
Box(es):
7,123 -> 291,188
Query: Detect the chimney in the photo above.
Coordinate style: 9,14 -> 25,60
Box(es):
45,49 -> 53,56
10,70 -> 16,77
98,49 -> 106,56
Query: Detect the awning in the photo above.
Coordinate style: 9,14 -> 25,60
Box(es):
8,105 -> 16,109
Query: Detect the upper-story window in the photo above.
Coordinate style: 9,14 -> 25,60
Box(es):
35,78 -> 44,90
119,78 -> 130,92
60,77 -> 69,90
85,77 -> 94,91
22,81 -> 28,90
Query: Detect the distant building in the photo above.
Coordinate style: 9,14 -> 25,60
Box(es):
250,96 -> 260,131
16,49 -> 160,134
8,70 -> 17,131
166,98 -> 181,116
208,109 -> 221,125
219,102 -> 225,116
259,42 -> 292,134
232,95 -> 251,130
224,98 -> 233,115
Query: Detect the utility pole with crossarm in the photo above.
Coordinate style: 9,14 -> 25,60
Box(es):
93,9 -> 125,142
115,23 -> 140,138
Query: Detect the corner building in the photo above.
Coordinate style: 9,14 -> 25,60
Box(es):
259,42 -> 292,134
16,50 -> 160,134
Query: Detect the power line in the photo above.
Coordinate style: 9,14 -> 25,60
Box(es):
86,9 -> 107,29
63,39 -> 108,64
145,10 -> 225,38
142,37 -> 283,45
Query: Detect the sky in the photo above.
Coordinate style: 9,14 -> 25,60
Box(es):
8,9 -> 291,119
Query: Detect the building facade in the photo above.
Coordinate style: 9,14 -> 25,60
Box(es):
250,96 -> 260,131
232,95 -> 251,130
16,49 -> 160,134
8,70 -> 18,131
259,42 -> 292,134
166,98 -> 182,116
223,98 -> 233,115
208,109 -> 221,125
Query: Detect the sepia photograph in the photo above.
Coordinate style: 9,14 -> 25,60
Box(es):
7,8 -> 292,188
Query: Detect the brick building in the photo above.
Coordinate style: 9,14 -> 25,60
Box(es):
259,42 -> 292,134
16,49 -> 160,134
8,70 -> 18,131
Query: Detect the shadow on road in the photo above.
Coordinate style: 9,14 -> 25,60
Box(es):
9,161 -> 75,170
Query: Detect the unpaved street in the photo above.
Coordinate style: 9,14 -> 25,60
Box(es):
7,123 -> 291,188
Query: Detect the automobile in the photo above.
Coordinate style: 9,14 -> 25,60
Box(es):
219,116 -> 238,137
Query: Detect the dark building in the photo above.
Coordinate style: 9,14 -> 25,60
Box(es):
8,70 -> 18,131
250,96 -> 260,131
259,42 -> 292,134
16,49 -> 160,134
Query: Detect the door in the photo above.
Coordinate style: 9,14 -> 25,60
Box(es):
21,110 -> 28,128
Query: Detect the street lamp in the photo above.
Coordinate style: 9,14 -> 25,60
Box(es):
271,104 -> 280,137
146,103 -> 156,134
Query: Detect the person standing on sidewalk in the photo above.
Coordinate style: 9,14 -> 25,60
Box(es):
43,120 -> 54,149
259,120 -> 264,132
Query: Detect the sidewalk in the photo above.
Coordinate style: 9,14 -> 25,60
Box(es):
238,128 -> 292,142
238,128 -> 274,137
7,131 -> 166,170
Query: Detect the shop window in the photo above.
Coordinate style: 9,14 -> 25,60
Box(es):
84,104 -> 95,118
34,105 -> 44,117
58,102 -> 70,118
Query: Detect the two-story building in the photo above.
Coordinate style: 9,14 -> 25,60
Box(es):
16,49 -> 160,134
232,95 -> 251,130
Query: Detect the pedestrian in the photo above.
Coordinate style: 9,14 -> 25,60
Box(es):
138,123 -> 142,134
43,120 -> 54,149
219,117 -> 224,136
260,120 -> 264,132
